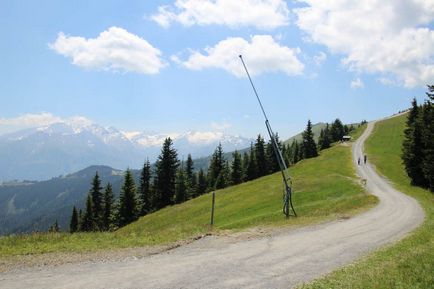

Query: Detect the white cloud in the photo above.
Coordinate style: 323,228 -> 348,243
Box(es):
173,35 -> 304,77
351,78 -> 364,89
151,0 -> 289,29
50,27 -> 166,74
313,51 -> 327,66
294,0 -> 434,87
0,113 -> 95,135
0,113 -> 62,127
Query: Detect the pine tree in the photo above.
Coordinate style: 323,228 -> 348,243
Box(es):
291,140 -> 300,164
255,135 -> 268,177
282,143 -> 290,167
301,120 -> 318,159
138,159 -> 152,216
242,152 -> 250,181
218,160 -> 230,188
118,169 -> 138,227
185,154 -> 195,199
89,172 -> 103,230
208,143 -> 225,189
420,97 -> 434,191
246,143 -> 257,181
318,124 -> 331,150
154,138 -> 179,209
426,84 -> 434,101
175,165 -> 188,204
231,150 -> 243,185
330,118 -> 345,142
196,169 -> 208,196
102,183 -> 114,231
69,206 -> 78,233
402,99 -> 426,186
266,134 -> 282,173
81,194 -> 95,232
78,209 -> 83,231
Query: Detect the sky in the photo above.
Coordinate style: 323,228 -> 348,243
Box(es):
0,0 -> 433,140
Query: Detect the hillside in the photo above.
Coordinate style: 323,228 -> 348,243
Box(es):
299,114 -> 433,289
0,166 -> 125,235
0,125 -> 377,257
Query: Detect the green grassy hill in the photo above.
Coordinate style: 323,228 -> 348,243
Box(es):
283,122 -> 327,145
299,114 -> 434,289
0,125 -> 376,257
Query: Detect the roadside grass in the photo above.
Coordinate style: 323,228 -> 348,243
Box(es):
298,114 -> 434,289
0,125 -> 377,258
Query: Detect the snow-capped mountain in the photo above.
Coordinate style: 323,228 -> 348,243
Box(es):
0,118 -> 252,181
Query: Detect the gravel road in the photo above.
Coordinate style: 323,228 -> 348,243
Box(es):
0,120 -> 425,289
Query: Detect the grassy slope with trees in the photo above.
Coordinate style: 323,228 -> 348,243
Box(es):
299,114 -> 434,289
0,125 -> 377,257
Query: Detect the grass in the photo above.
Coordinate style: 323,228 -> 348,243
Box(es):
0,125 -> 377,258
298,114 -> 434,289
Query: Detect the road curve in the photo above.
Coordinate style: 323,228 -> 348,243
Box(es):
0,120 -> 425,289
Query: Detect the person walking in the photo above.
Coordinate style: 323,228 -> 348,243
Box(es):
364,155 -> 367,164
358,157 -> 360,165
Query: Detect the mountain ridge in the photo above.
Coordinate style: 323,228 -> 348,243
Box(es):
0,120 -> 252,181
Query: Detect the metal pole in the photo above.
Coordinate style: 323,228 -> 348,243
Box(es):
239,55 -> 296,217
210,191 -> 216,226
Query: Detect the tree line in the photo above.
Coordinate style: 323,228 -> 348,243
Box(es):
69,118 -> 355,233
402,85 -> 434,192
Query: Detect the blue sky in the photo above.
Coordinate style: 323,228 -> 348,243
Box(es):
0,0 -> 433,140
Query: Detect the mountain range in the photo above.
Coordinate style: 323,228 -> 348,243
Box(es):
0,118 -> 252,182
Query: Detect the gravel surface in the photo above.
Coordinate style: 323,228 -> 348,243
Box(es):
0,120 -> 425,289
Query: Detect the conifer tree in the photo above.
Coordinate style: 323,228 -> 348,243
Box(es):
102,183 -> 114,231
89,172 -> 103,230
138,159 -> 152,216
426,85 -> 434,101
81,194 -> 95,232
175,165 -> 188,204
69,206 -> 78,233
185,154 -> 196,199
78,209 -> 83,231
196,169 -> 208,196
402,98 -> 426,186
318,124 -> 331,150
343,124 -> 349,135
118,169 -> 138,227
266,134 -> 282,173
301,120 -> 318,159
208,143 -> 225,189
420,97 -> 434,191
185,154 -> 194,184
246,143 -> 257,181
284,143 -> 293,166
219,160 -> 231,188
231,150 -> 243,185
242,152 -> 250,181
282,143 -> 290,167
255,135 -> 268,177
154,138 -> 179,209
291,140 -> 300,164
330,118 -> 345,142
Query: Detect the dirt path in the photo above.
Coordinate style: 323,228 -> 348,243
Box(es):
0,121 -> 425,289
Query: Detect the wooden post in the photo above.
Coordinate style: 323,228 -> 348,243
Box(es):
210,191 -> 215,226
